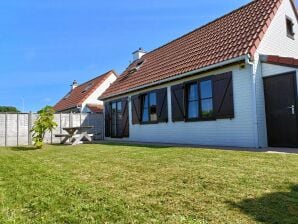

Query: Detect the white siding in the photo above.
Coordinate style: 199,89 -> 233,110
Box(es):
257,0 -> 298,58
107,64 -> 257,148
253,0 -> 298,147
81,73 -> 117,113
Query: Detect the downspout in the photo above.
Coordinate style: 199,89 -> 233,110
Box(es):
246,55 -> 260,149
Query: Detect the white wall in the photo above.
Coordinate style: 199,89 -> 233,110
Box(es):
257,0 -> 298,58
107,64 -> 257,148
81,73 -> 117,113
253,0 -> 298,147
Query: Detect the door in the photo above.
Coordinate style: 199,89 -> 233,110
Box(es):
109,99 -> 129,138
264,72 -> 298,148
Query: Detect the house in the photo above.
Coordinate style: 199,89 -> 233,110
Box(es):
54,70 -> 117,113
100,0 -> 298,148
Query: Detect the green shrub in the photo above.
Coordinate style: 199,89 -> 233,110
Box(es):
31,106 -> 57,149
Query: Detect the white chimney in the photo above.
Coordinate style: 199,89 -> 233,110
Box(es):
132,48 -> 146,61
71,80 -> 79,90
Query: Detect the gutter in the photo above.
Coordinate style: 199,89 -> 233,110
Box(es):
55,104 -> 81,113
246,55 -> 260,149
100,55 -> 249,100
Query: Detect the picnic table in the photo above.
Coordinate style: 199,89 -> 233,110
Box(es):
55,126 -> 94,145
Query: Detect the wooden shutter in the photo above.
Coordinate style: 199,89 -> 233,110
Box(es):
131,95 -> 141,124
104,102 -> 111,137
171,84 -> 185,122
213,72 -> 234,119
157,88 -> 168,123
121,98 -> 129,137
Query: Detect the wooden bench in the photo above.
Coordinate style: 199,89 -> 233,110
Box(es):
55,126 -> 94,145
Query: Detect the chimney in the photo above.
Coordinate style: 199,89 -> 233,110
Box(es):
71,80 -> 79,90
132,48 -> 146,62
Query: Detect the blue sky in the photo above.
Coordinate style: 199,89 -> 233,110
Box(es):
0,0 -> 296,112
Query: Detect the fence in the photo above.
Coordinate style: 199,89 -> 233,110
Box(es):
0,113 -> 104,147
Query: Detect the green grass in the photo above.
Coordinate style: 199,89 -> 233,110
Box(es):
0,143 -> 297,223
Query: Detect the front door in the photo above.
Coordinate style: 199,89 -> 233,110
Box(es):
111,101 -> 122,138
264,72 -> 298,148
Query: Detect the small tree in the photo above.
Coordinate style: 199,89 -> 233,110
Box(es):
31,106 -> 57,149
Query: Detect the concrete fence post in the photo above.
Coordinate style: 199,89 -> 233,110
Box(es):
59,113 -> 62,142
17,113 -> 19,146
28,112 -> 33,145
4,112 -> 7,147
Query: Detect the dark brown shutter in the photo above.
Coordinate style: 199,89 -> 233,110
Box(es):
171,84 -> 185,122
213,72 -> 234,119
104,102 -> 111,137
121,98 -> 129,137
131,95 -> 141,124
156,88 -> 168,123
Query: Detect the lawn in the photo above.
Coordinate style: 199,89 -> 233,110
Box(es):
0,143 -> 297,224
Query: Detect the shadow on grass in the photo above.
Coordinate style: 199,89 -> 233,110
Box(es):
9,146 -> 38,151
228,185 -> 298,223
94,141 -> 173,149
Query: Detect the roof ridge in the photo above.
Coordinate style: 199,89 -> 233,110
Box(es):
76,70 -> 116,87
77,70 -> 116,105
143,0 -> 263,57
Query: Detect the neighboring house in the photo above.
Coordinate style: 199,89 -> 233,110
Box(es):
101,0 -> 298,148
54,70 -> 117,113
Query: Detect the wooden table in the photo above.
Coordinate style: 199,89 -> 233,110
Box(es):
55,126 -> 93,145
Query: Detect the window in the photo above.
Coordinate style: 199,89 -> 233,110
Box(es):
200,80 -> 213,118
187,83 -> 199,119
286,17 -> 295,39
82,82 -> 93,93
186,79 -> 214,120
141,92 -> 157,123
132,88 -> 168,125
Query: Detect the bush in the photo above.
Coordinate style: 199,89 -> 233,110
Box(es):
0,106 -> 20,112
31,106 -> 57,149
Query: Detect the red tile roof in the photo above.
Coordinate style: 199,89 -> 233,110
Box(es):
101,0 -> 284,99
86,104 -> 104,113
54,70 -> 116,112
261,55 -> 298,68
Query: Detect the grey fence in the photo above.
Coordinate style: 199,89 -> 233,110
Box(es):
0,113 -> 104,147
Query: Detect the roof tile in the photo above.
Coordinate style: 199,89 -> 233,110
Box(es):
102,0 -> 283,99
54,70 -> 116,112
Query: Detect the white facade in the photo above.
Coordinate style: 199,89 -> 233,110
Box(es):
104,0 -> 298,148
252,0 -> 298,147
106,63 -> 258,147
81,73 -> 117,113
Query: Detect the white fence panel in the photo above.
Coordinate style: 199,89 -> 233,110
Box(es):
0,113 -> 103,147
0,114 -> 5,146
18,114 -> 29,146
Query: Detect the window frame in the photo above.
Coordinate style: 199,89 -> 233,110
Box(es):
185,76 -> 215,122
286,16 -> 295,39
110,99 -> 123,138
141,91 -> 158,124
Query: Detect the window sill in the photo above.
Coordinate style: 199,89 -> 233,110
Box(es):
140,121 -> 159,125
185,117 -> 216,122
